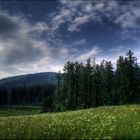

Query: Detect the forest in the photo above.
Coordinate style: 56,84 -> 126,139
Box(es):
0,50 -> 140,112
0,84 -> 55,106
52,50 -> 140,112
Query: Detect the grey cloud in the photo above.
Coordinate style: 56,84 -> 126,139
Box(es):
3,42 -> 43,65
0,10 -> 71,78
0,12 -> 19,38
0,12 -> 52,76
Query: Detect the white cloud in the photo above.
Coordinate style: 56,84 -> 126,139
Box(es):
84,4 -> 93,13
51,9 -> 74,31
73,47 -> 100,62
114,1 -> 140,29
51,0 -> 140,32
95,2 -> 105,9
68,15 -> 90,32
59,0 -> 83,7
32,22 -> 48,33
115,12 -> 138,29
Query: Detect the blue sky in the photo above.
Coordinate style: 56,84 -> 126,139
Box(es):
0,0 -> 140,78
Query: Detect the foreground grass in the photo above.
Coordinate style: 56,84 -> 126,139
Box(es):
0,105 -> 41,117
0,105 -> 140,139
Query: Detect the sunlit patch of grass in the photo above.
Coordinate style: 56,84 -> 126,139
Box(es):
0,105 -> 140,139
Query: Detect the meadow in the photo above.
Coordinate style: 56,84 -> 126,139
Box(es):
0,106 -> 41,117
0,105 -> 140,139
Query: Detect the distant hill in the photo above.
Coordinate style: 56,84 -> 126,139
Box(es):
0,72 -> 58,88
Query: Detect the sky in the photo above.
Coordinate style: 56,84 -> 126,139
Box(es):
0,0 -> 140,78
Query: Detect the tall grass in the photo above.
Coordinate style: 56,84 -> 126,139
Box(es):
0,105 -> 140,139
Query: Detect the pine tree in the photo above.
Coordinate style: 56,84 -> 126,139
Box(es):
91,58 -> 97,107
115,56 -> 129,104
85,58 -> 92,107
104,61 -> 114,105
74,62 -> 82,108
126,50 -> 140,103
54,71 -> 64,111
115,50 -> 140,104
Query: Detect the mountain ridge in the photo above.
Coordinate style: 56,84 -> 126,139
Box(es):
0,72 -> 58,88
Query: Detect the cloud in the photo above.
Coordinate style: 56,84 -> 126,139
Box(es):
0,12 -> 19,38
72,47 -> 100,62
0,10 -> 69,78
0,1 -> 140,78
96,45 -> 140,68
0,11 -> 46,65
68,45 -> 140,69
49,0 -> 140,32
51,9 -> 73,31
68,15 -> 90,32
31,22 -> 48,34
114,5 -> 140,29
72,39 -> 86,46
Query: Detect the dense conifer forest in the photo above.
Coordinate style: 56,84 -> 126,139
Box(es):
0,50 -> 140,112
0,84 -> 55,106
52,50 -> 140,112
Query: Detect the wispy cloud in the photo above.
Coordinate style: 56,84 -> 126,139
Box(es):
68,15 -> 90,32
48,0 -> 140,33
72,47 -> 100,62
72,39 -> 86,46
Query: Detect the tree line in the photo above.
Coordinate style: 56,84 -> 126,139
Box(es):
0,50 -> 140,112
0,84 -> 55,106
51,50 -> 140,112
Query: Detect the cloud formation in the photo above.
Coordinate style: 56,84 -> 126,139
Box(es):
0,10 -> 69,78
0,12 -> 46,65
0,0 -> 140,78
49,0 -> 140,33
73,47 -> 100,62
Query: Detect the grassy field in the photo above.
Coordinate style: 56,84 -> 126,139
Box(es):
0,105 -> 41,117
0,105 -> 140,139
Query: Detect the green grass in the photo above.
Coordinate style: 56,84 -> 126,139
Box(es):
0,105 -> 140,139
0,105 -> 41,117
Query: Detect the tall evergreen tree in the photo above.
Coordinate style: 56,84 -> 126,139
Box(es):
104,61 -> 114,105
126,50 -> 140,103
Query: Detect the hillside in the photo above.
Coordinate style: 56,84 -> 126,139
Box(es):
0,72 -> 58,88
0,105 -> 140,139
